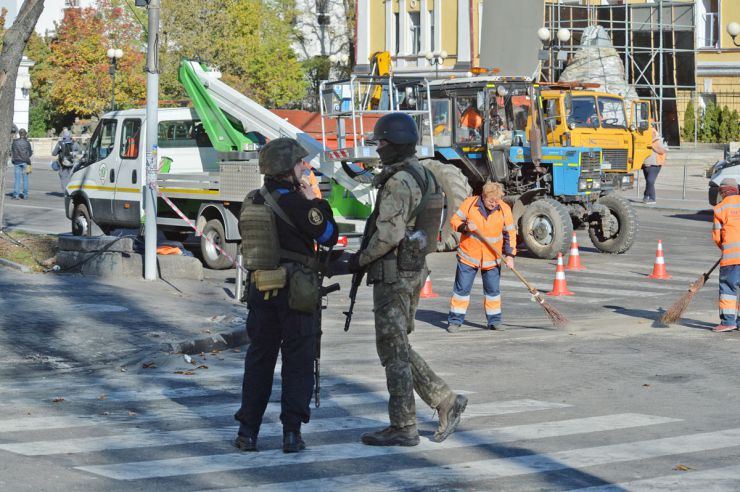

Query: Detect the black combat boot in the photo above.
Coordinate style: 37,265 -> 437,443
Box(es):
234,433 -> 258,452
283,430 -> 306,453
360,425 -> 420,446
433,393 -> 468,443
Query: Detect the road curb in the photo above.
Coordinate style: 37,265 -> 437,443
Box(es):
161,327 -> 249,355
0,257 -> 31,273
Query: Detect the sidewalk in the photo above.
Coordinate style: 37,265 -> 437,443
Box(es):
0,266 -> 248,376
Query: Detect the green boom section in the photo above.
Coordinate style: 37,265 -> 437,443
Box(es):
328,183 -> 372,219
178,60 -> 258,153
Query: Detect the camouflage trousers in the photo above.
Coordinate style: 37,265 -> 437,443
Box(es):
372,268 -> 454,428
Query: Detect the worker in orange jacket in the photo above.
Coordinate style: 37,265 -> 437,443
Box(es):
712,177 -> 740,332
447,181 -> 516,333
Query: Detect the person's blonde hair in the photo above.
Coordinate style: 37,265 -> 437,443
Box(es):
482,181 -> 504,200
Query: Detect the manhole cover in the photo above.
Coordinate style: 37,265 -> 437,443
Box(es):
69,303 -> 129,313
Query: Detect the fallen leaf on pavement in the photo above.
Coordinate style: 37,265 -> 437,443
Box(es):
174,370 -> 195,375
643,384 -> 651,387
674,464 -> 691,471
197,365 -> 208,369
183,354 -> 192,364
142,362 -> 157,369
100,411 -> 110,416
98,394 -> 108,400
120,367 -> 127,372
52,397 -> 64,403
203,329 -> 212,334
233,348 -> 241,352
128,410 -> 137,416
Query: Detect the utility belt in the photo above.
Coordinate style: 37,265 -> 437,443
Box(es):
252,249 -> 321,314
367,229 -> 427,284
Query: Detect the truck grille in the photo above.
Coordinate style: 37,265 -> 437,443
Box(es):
580,151 -> 602,173
602,148 -> 628,171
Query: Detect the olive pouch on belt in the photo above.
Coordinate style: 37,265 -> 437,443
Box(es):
253,267 -> 287,292
239,190 -> 280,271
287,264 -> 320,314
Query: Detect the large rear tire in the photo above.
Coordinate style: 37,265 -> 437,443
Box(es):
588,194 -> 638,254
520,198 -> 573,259
200,219 -> 237,270
422,160 -> 472,252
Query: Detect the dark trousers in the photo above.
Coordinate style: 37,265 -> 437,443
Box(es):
234,283 -> 316,436
642,165 -> 661,201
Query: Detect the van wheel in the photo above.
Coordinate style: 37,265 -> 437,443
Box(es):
72,203 -> 92,237
201,219 -> 237,270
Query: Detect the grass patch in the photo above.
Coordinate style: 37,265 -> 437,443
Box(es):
0,230 -> 58,272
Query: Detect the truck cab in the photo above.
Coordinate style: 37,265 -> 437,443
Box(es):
538,87 -> 653,189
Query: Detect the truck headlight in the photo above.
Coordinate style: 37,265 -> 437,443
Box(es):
592,181 -> 601,190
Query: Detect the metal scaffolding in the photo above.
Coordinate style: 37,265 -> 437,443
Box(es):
544,0 -> 696,145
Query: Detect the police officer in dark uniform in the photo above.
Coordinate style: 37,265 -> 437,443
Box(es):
235,138 -> 338,453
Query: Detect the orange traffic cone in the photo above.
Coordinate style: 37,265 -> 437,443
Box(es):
547,252 -> 574,296
566,232 -> 586,270
648,239 -> 672,279
420,273 -> 439,298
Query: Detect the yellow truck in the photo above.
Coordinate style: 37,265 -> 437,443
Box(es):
538,83 -> 654,189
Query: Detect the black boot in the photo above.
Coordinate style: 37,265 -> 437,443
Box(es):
283,430 -> 306,453
360,425 -> 420,446
234,434 -> 258,452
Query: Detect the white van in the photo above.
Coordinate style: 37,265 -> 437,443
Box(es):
65,107 -> 256,269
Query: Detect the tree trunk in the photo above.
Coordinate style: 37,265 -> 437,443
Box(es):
0,0 -> 45,231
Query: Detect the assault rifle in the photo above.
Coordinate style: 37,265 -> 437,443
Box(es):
314,247 -> 340,408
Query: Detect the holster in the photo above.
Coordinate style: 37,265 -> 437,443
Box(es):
397,230 -> 428,271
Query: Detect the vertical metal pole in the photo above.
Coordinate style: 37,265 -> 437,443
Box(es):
111,62 -> 116,111
144,0 -> 160,281
682,165 -> 687,200
235,254 -> 244,301
635,169 -> 640,198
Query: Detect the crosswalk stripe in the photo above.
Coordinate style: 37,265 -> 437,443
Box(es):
74,413 -> 678,480
570,463 -> 740,491
0,400 -> 569,456
200,427 -> 740,492
0,390 -> 472,433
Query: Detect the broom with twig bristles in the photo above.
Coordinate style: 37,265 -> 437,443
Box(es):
505,263 -> 569,329
660,258 -> 721,325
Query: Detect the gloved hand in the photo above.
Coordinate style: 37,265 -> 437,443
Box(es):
348,252 -> 364,273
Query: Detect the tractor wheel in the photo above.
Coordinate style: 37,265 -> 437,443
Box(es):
422,160 -> 472,252
520,198 -> 573,259
200,219 -> 238,270
588,194 -> 638,254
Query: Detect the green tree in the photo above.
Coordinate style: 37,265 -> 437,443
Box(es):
719,105 -> 733,143
700,102 -> 720,143
33,2 -> 146,119
160,0 -> 306,107
730,109 -> 740,142
682,100 -> 695,142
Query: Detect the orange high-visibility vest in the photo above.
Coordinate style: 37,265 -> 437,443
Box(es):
450,196 -> 517,270
308,169 -> 322,199
713,194 -> 740,267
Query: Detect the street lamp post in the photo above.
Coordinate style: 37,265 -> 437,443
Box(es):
536,28 -> 571,81
728,22 -> 740,47
107,48 -> 123,111
20,80 -> 31,98
424,50 -> 448,79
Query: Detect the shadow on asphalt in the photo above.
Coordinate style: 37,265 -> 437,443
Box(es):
668,212 -> 712,222
602,305 -> 666,328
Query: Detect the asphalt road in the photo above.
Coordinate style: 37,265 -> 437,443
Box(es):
5,161 -> 740,490
2,163 -> 69,235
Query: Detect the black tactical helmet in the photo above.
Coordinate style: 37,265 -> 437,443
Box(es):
371,112 -> 419,145
258,138 -> 309,176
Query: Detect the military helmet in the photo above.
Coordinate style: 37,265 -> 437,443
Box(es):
371,113 -> 419,145
258,138 -> 309,176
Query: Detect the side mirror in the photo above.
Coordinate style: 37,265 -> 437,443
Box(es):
638,121 -> 649,132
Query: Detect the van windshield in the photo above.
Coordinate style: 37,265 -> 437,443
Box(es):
158,120 -> 213,148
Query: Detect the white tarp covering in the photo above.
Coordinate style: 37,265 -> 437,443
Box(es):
558,25 -> 638,105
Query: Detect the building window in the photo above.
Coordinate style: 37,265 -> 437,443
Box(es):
702,0 -> 719,48
409,12 -> 421,55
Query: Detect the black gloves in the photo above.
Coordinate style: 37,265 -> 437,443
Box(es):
348,252 -> 364,273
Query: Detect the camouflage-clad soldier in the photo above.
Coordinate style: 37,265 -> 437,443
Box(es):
349,113 -> 468,446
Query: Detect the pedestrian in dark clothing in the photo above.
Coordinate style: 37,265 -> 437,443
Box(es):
234,138 -> 338,454
51,131 -> 81,194
642,123 -> 667,204
11,128 -> 32,200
